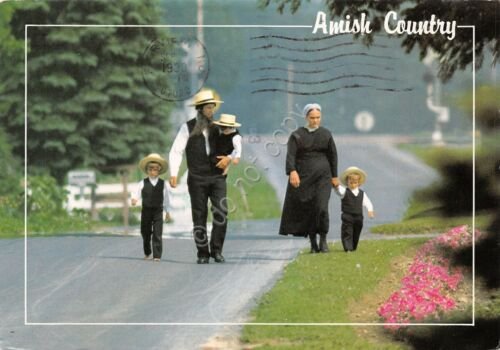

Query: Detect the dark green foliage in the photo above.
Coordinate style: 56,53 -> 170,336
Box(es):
0,127 -> 23,216
2,0 -> 173,182
433,156 -> 498,217
261,0 -> 499,82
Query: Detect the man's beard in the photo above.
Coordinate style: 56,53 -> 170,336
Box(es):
190,113 -> 211,137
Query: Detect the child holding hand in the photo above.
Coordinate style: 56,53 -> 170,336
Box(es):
131,153 -> 171,261
335,166 -> 374,252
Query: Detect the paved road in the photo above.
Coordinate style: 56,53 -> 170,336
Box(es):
0,135 -> 438,350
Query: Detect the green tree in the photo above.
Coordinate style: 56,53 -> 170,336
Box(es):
259,0 -> 499,82
0,2 -> 25,159
2,0 -> 173,182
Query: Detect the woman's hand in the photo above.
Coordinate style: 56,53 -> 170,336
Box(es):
331,177 -> 340,188
289,170 -> 300,188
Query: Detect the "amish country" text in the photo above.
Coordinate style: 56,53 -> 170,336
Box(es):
312,11 -> 457,41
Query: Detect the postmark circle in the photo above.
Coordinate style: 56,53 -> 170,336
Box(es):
142,37 -> 210,101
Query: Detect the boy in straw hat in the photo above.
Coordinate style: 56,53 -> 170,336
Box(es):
212,114 -> 242,176
131,153 -> 171,261
334,166 -> 375,252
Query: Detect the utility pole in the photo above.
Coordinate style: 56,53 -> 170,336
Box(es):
287,63 -> 294,115
423,50 -> 449,146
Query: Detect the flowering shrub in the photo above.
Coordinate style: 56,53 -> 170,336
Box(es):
377,225 -> 481,328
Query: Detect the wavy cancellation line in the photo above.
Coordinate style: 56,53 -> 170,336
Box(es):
250,63 -> 395,74
250,33 -> 389,41
251,42 -> 390,52
257,52 -> 396,63
250,33 -> 351,41
251,73 -> 398,85
251,85 -> 414,95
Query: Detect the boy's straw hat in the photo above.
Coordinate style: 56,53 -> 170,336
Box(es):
213,114 -> 241,128
189,89 -> 223,107
340,166 -> 367,185
139,153 -> 168,174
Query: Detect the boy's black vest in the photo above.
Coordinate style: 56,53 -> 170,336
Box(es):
141,178 -> 164,208
211,130 -> 240,165
185,118 -> 223,176
341,188 -> 364,215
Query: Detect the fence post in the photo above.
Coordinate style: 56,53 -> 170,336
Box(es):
120,168 -> 129,234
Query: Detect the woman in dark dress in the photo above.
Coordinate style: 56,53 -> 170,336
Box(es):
279,103 -> 339,253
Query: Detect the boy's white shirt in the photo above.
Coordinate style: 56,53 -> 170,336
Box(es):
228,133 -> 242,159
132,176 -> 170,212
335,185 -> 374,212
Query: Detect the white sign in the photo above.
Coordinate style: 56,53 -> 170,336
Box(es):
354,111 -> 375,132
68,170 -> 96,187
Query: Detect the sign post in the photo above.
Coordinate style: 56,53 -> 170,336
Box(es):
68,170 -> 97,219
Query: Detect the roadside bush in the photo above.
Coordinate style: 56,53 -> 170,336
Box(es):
27,175 -> 68,214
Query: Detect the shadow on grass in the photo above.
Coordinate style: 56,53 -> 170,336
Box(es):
396,318 -> 499,350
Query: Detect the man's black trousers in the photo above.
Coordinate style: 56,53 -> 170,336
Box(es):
187,173 -> 228,258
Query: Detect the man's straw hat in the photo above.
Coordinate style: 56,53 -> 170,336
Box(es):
340,166 -> 367,185
139,153 -> 168,175
213,114 -> 241,128
190,89 -> 223,107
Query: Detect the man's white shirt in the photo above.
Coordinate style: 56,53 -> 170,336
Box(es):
169,123 -> 242,177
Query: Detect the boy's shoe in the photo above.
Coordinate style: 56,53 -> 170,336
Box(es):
153,258 -> 160,262
144,255 -> 152,260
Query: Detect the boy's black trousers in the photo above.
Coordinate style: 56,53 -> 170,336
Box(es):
341,212 -> 364,252
140,206 -> 163,258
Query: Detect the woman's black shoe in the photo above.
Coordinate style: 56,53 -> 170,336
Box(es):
309,233 -> 320,253
319,233 -> 329,253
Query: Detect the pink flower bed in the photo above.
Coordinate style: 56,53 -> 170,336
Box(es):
377,225 -> 481,328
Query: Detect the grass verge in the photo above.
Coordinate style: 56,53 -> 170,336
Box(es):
241,238 -> 427,349
371,212 -> 493,234
0,211 -> 93,239
225,161 -> 281,221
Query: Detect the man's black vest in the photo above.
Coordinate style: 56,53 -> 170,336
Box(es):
142,178 -> 164,208
186,118 -> 223,176
341,188 -> 364,215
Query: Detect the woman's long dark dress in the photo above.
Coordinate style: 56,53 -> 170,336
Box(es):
279,127 -> 338,237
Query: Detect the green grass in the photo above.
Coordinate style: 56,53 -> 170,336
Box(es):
225,161 -> 281,220
0,210 -> 93,239
398,143 -> 473,169
370,213 -> 493,235
0,211 -> 23,238
241,238 -> 427,349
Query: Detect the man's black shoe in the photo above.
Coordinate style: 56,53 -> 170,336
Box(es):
212,253 -> 225,263
197,257 -> 209,264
